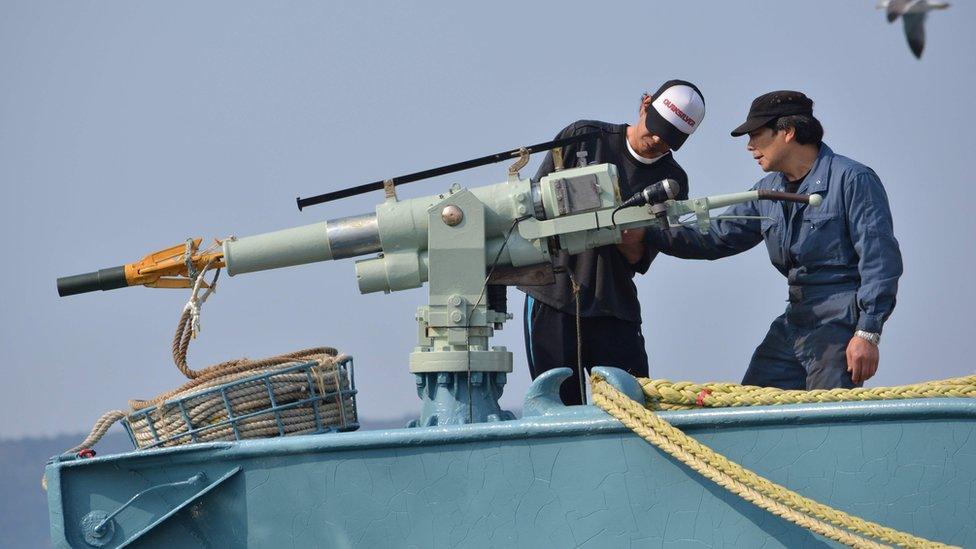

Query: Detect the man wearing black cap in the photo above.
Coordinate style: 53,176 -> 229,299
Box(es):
646,91 -> 902,389
519,80 -> 705,405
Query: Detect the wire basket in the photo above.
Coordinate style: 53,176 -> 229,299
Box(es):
122,357 -> 357,449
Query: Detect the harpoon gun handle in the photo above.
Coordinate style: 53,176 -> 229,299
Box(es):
757,190 -> 823,206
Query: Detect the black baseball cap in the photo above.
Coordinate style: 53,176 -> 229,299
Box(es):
730,91 -> 814,137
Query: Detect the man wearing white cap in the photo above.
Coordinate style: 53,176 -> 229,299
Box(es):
519,80 -> 705,405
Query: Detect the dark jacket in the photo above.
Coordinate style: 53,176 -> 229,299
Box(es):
519,120 -> 688,323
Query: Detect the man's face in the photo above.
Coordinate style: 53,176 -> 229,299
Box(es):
632,114 -> 671,157
746,126 -> 789,172
632,99 -> 672,158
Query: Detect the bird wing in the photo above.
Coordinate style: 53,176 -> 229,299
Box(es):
902,12 -> 927,58
886,0 -> 914,22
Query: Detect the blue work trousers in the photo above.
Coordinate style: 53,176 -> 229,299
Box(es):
743,287 -> 859,390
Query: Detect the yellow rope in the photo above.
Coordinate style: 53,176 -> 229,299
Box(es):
639,375 -> 976,410
591,375 -> 958,548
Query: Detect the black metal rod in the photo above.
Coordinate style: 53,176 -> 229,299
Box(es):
757,190 -> 816,204
296,130 -> 602,210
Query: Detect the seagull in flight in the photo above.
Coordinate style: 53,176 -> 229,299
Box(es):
878,0 -> 950,58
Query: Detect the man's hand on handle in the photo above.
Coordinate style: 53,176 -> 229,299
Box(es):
617,228 -> 647,265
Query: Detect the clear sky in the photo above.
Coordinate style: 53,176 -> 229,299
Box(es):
1,1 -> 973,439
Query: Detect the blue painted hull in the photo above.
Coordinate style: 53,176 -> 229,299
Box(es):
46,398 -> 976,547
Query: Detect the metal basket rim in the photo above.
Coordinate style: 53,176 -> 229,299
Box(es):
122,356 -> 357,449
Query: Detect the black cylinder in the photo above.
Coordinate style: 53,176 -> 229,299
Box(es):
757,190 -> 814,205
57,266 -> 128,297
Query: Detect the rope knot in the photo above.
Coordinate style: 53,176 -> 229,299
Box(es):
183,258 -> 219,339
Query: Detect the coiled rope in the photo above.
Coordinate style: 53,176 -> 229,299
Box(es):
64,263 -> 354,455
591,374 -> 968,548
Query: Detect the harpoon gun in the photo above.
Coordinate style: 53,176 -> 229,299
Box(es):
56,139 -> 819,425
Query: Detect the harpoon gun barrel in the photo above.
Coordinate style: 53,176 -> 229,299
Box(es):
222,213 -> 380,276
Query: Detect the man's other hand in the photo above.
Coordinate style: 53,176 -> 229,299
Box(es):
617,228 -> 646,264
846,336 -> 879,385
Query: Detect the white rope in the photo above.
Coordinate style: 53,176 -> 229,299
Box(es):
183,259 -> 218,339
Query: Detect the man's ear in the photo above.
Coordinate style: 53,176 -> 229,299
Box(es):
639,93 -> 653,115
781,125 -> 797,144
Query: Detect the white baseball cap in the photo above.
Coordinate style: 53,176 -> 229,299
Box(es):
645,80 -> 705,151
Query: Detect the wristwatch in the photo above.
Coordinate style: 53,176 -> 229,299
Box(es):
854,330 -> 881,346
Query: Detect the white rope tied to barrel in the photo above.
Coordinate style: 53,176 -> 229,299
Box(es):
184,248 -> 220,339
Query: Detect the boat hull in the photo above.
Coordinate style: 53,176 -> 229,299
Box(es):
45,397 -> 976,548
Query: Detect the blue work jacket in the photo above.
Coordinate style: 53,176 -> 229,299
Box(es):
649,144 -> 902,334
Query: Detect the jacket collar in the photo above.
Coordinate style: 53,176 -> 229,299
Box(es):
764,143 -> 832,193
796,143 -> 833,195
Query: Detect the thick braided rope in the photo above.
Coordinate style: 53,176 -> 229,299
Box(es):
592,376 -> 956,548
640,375 -> 976,410
125,359 -> 352,448
592,385 -> 886,549
131,352 -> 350,448
172,307 -> 199,378
136,346 -> 339,409
65,350 -> 353,452
127,402 -> 351,448
64,410 -> 128,455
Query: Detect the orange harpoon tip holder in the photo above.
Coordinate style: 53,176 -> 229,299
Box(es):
123,238 -> 226,289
